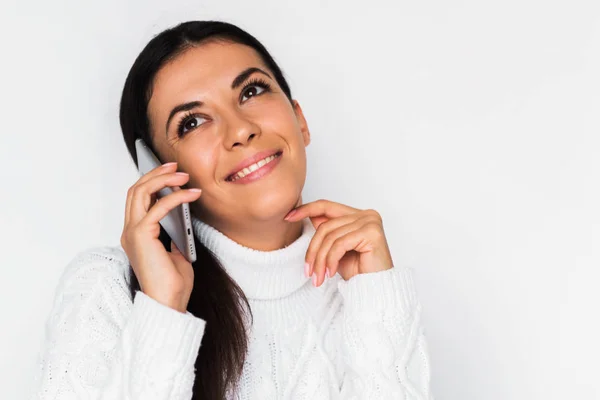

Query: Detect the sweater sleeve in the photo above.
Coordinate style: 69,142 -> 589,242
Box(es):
336,266 -> 433,400
30,247 -> 206,400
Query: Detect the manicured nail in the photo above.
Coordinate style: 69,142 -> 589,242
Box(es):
284,210 -> 297,220
312,273 -> 318,287
162,162 -> 177,168
304,262 -> 310,278
326,267 -> 331,278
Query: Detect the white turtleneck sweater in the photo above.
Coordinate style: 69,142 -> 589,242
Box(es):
31,216 -> 433,399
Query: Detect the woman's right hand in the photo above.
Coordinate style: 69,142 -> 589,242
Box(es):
120,161 -> 203,313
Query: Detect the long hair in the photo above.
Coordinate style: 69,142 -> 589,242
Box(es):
118,20 -> 294,399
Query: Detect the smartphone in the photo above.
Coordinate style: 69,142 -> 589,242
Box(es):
135,138 -> 197,263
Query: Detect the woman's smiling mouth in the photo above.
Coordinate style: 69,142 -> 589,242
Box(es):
226,150 -> 283,184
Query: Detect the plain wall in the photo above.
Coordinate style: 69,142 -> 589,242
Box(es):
1,0 -> 599,398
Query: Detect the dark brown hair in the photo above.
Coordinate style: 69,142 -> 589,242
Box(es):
118,20 -> 294,399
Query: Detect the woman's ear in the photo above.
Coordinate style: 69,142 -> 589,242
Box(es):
292,99 -> 310,147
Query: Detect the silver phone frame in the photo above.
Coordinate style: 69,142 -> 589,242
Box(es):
134,138 -> 197,263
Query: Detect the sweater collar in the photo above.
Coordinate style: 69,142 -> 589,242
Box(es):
191,216 -> 315,300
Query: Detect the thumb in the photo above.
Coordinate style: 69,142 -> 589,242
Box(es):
170,240 -> 194,283
171,240 -> 188,265
170,240 -> 181,254
170,240 -> 189,266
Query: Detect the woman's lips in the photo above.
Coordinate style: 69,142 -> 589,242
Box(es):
225,148 -> 281,179
226,151 -> 282,184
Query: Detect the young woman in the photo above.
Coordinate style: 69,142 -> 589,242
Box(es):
31,20 -> 433,400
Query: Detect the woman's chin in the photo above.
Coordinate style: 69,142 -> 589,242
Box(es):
245,189 -> 300,219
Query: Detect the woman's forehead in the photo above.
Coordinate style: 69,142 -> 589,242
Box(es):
148,42 -> 267,114
156,42 -> 265,92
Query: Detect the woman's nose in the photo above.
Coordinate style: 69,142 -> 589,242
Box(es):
222,109 -> 261,148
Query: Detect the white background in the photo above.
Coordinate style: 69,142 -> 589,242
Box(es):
1,0 -> 599,399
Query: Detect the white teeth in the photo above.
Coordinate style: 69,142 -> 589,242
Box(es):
230,153 -> 279,181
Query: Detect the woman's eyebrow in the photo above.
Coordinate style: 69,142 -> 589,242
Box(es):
230,67 -> 272,89
165,101 -> 203,136
164,67 -> 273,136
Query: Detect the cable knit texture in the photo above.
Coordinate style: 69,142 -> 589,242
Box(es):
31,216 -> 433,399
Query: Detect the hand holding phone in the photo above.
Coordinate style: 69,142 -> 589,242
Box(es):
119,139 -> 201,312
135,139 -> 197,263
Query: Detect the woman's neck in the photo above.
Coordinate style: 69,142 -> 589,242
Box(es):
210,218 -> 305,251
191,214 -> 316,300
190,197 -> 306,251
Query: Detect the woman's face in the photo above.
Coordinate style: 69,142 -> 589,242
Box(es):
146,41 -> 310,231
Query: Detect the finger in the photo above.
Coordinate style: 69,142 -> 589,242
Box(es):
328,219 -> 384,279
129,172 -> 192,225
305,213 -> 360,276
170,240 -> 188,264
285,199 -> 360,223
308,216 -> 329,231
170,241 -> 195,290
138,161 -> 179,185
142,188 -> 202,228
125,162 -> 178,226
313,217 -> 368,287
125,187 -> 156,227
124,186 -> 132,227
325,228 -> 366,282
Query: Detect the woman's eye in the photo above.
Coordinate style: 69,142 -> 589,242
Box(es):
241,85 -> 266,102
179,115 -> 206,135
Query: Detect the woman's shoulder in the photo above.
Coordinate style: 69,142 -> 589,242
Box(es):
41,246 -> 136,354
55,245 -> 133,299
70,245 -> 130,267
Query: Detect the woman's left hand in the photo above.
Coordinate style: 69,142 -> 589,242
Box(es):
284,199 -> 394,287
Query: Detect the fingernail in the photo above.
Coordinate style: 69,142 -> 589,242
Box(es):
304,262 -> 310,278
162,162 -> 177,168
312,273 -> 318,287
284,210 -> 297,220
326,267 -> 331,278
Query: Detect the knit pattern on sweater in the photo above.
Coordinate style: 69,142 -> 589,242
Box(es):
31,219 -> 433,399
